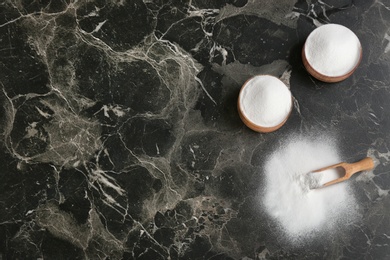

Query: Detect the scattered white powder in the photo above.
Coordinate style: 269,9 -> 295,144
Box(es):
240,75 -> 292,127
263,136 -> 357,241
304,24 -> 361,77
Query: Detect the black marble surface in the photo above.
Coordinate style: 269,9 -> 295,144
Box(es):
1,0 -> 390,259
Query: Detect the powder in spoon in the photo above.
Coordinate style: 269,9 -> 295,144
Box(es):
304,24 -> 361,77
239,75 -> 292,128
263,136 -> 357,241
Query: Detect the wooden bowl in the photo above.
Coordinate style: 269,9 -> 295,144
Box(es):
302,24 -> 362,83
237,75 -> 293,133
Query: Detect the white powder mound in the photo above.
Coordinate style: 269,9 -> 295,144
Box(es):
305,24 -> 361,77
240,75 -> 292,127
263,137 -> 357,241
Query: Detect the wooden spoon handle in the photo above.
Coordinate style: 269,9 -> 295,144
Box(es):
345,157 -> 374,178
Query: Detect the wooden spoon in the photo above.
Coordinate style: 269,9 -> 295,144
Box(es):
310,157 -> 374,189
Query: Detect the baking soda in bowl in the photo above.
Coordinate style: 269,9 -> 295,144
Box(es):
304,24 -> 362,79
238,75 -> 292,131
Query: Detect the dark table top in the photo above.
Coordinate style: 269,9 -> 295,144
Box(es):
1,0 -> 390,259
